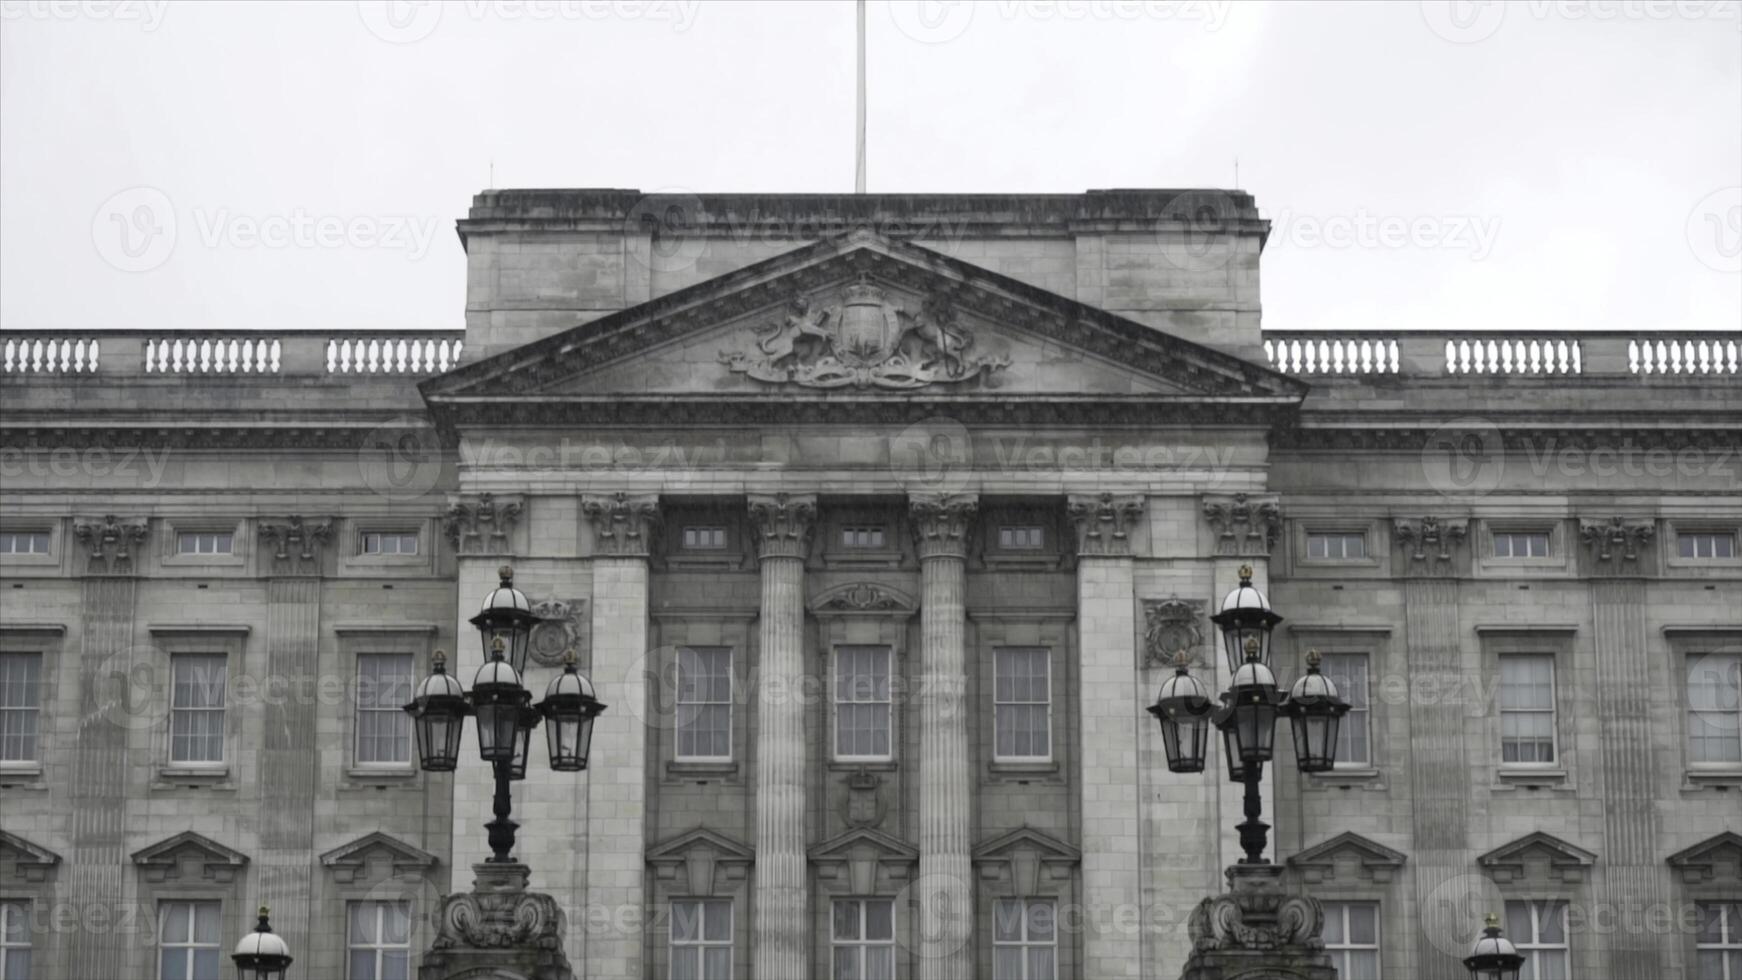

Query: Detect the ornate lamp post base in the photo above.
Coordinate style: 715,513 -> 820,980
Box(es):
1179,864 -> 1338,980
417,863 -> 574,980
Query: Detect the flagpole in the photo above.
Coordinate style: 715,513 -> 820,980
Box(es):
855,0 -> 867,193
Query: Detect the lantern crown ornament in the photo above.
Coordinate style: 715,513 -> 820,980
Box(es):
1210,564 -> 1283,673
1464,913 -> 1526,980
1150,649 -> 1214,774
469,564 -> 539,674
231,905 -> 292,980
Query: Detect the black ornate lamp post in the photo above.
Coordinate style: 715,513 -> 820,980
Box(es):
1464,914 -> 1526,980
231,905 -> 292,980
404,565 -> 607,863
1155,565 -> 1353,980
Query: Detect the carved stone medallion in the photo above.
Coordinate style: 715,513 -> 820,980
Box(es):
528,598 -> 587,668
1143,596 -> 1206,668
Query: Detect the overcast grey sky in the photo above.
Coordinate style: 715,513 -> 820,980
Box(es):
1,0 -> 1737,337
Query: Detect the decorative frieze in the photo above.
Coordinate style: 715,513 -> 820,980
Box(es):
909,493 -> 978,560
810,582 -> 917,616
746,492 -> 818,561
257,516 -> 334,574
1393,517 -> 1468,574
1142,596 -> 1206,669
528,598 -> 588,668
581,493 -> 661,557
1068,492 -> 1145,557
71,515 -> 148,574
1580,516 -> 1655,566
443,493 -> 523,555
1201,493 -> 1280,557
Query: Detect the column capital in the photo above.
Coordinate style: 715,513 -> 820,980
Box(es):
747,493 -> 818,561
908,493 -> 978,560
256,516 -> 336,576
1202,492 -> 1281,557
71,515 -> 150,575
581,493 -> 661,558
1068,492 -> 1146,558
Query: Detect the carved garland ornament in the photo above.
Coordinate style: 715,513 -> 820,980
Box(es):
720,278 -> 1009,390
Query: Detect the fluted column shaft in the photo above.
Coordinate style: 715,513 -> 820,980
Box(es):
910,493 -> 977,980
749,494 -> 818,980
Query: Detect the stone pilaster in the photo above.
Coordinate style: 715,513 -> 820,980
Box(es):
66,515 -> 148,980
1590,580 -> 1666,976
1067,493 -> 1146,978
1402,577 -> 1469,980
257,519 -> 329,959
746,493 -> 817,980
580,493 -> 660,980
908,492 -> 977,980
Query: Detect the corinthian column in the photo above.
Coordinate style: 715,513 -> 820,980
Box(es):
909,492 -> 978,980
748,493 -> 818,980
580,492 -> 660,979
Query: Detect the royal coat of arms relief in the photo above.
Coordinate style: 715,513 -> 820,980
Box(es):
720,277 -> 1010,389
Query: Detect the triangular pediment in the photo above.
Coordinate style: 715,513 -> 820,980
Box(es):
131,831 -> 249,883
319,832 -> 439,881
1287,832 -> 1407,885
1478,831 -> 1596,883
972,826 -> 1081,864
646,827 -> 755,864
646,828 -> 755,897
1668,832 -> 1742,884
0,830 -> 62,882
422,232 -> 1303,428
809,827 -> 920,864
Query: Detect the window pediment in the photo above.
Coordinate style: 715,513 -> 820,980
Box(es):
972,827 -> 1080,896
1668,831 -> 1742,885
1477,831 -> 1597,884
1286,831 -> 1407,885
319,832 -> 439,884
131,831 -> 249,884
809,828 -> 919,895
647,828 -> 754,897
0,830 -> 62,883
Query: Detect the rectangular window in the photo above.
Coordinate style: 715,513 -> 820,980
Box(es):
0,531 -> 49,555
1318,653 -> 1371,767
1688,653 -> 1742,765
176,531 -> 233,556
670,900 -> 732,980
1,900 -> 30,980
835,646 -> 892,760
348,900 -> 412,980
841,526 -> 886,549
169,653 -> 227,765
1322,901 -> 1380,980
831,899 -> 895,980
992,899 -> 1057,980
360,532 -> 419,556
1493,531 -> 1551,558
681,526 -> 727,550
1680,532 -> 1738,559
675,647 -> 732,761
0,652 -> 41,764
158,900 -> 222,980
355,654 -> 415,766
1697,902 -> 1742,980
1500,654 -> 1556,764
994,648 -> 1051,761
1505,900 -> 1569,980
1306,532 -> 1366,560
998,526 -> 1046,550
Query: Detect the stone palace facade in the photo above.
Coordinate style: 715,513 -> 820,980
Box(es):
0,190 -> 1738,980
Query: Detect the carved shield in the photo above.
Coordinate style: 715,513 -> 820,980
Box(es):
833,285 -> 902,367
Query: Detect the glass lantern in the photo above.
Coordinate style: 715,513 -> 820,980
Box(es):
1209,564 -> 1283,674
232,906 -> 292,980
1282,649 -> 1351,773
403,650 -> 469,772
1149,653 -> 1212,773
540,650 -> 608,772
1464,914 -> 1525,980
469,564 -> 539,675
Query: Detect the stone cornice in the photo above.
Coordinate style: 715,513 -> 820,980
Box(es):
1277,421 -> 1739,454
746,493 -> 818,561
909,493 -> 978,560
581,493 -> 661,558
1067,493 -> 1145,558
